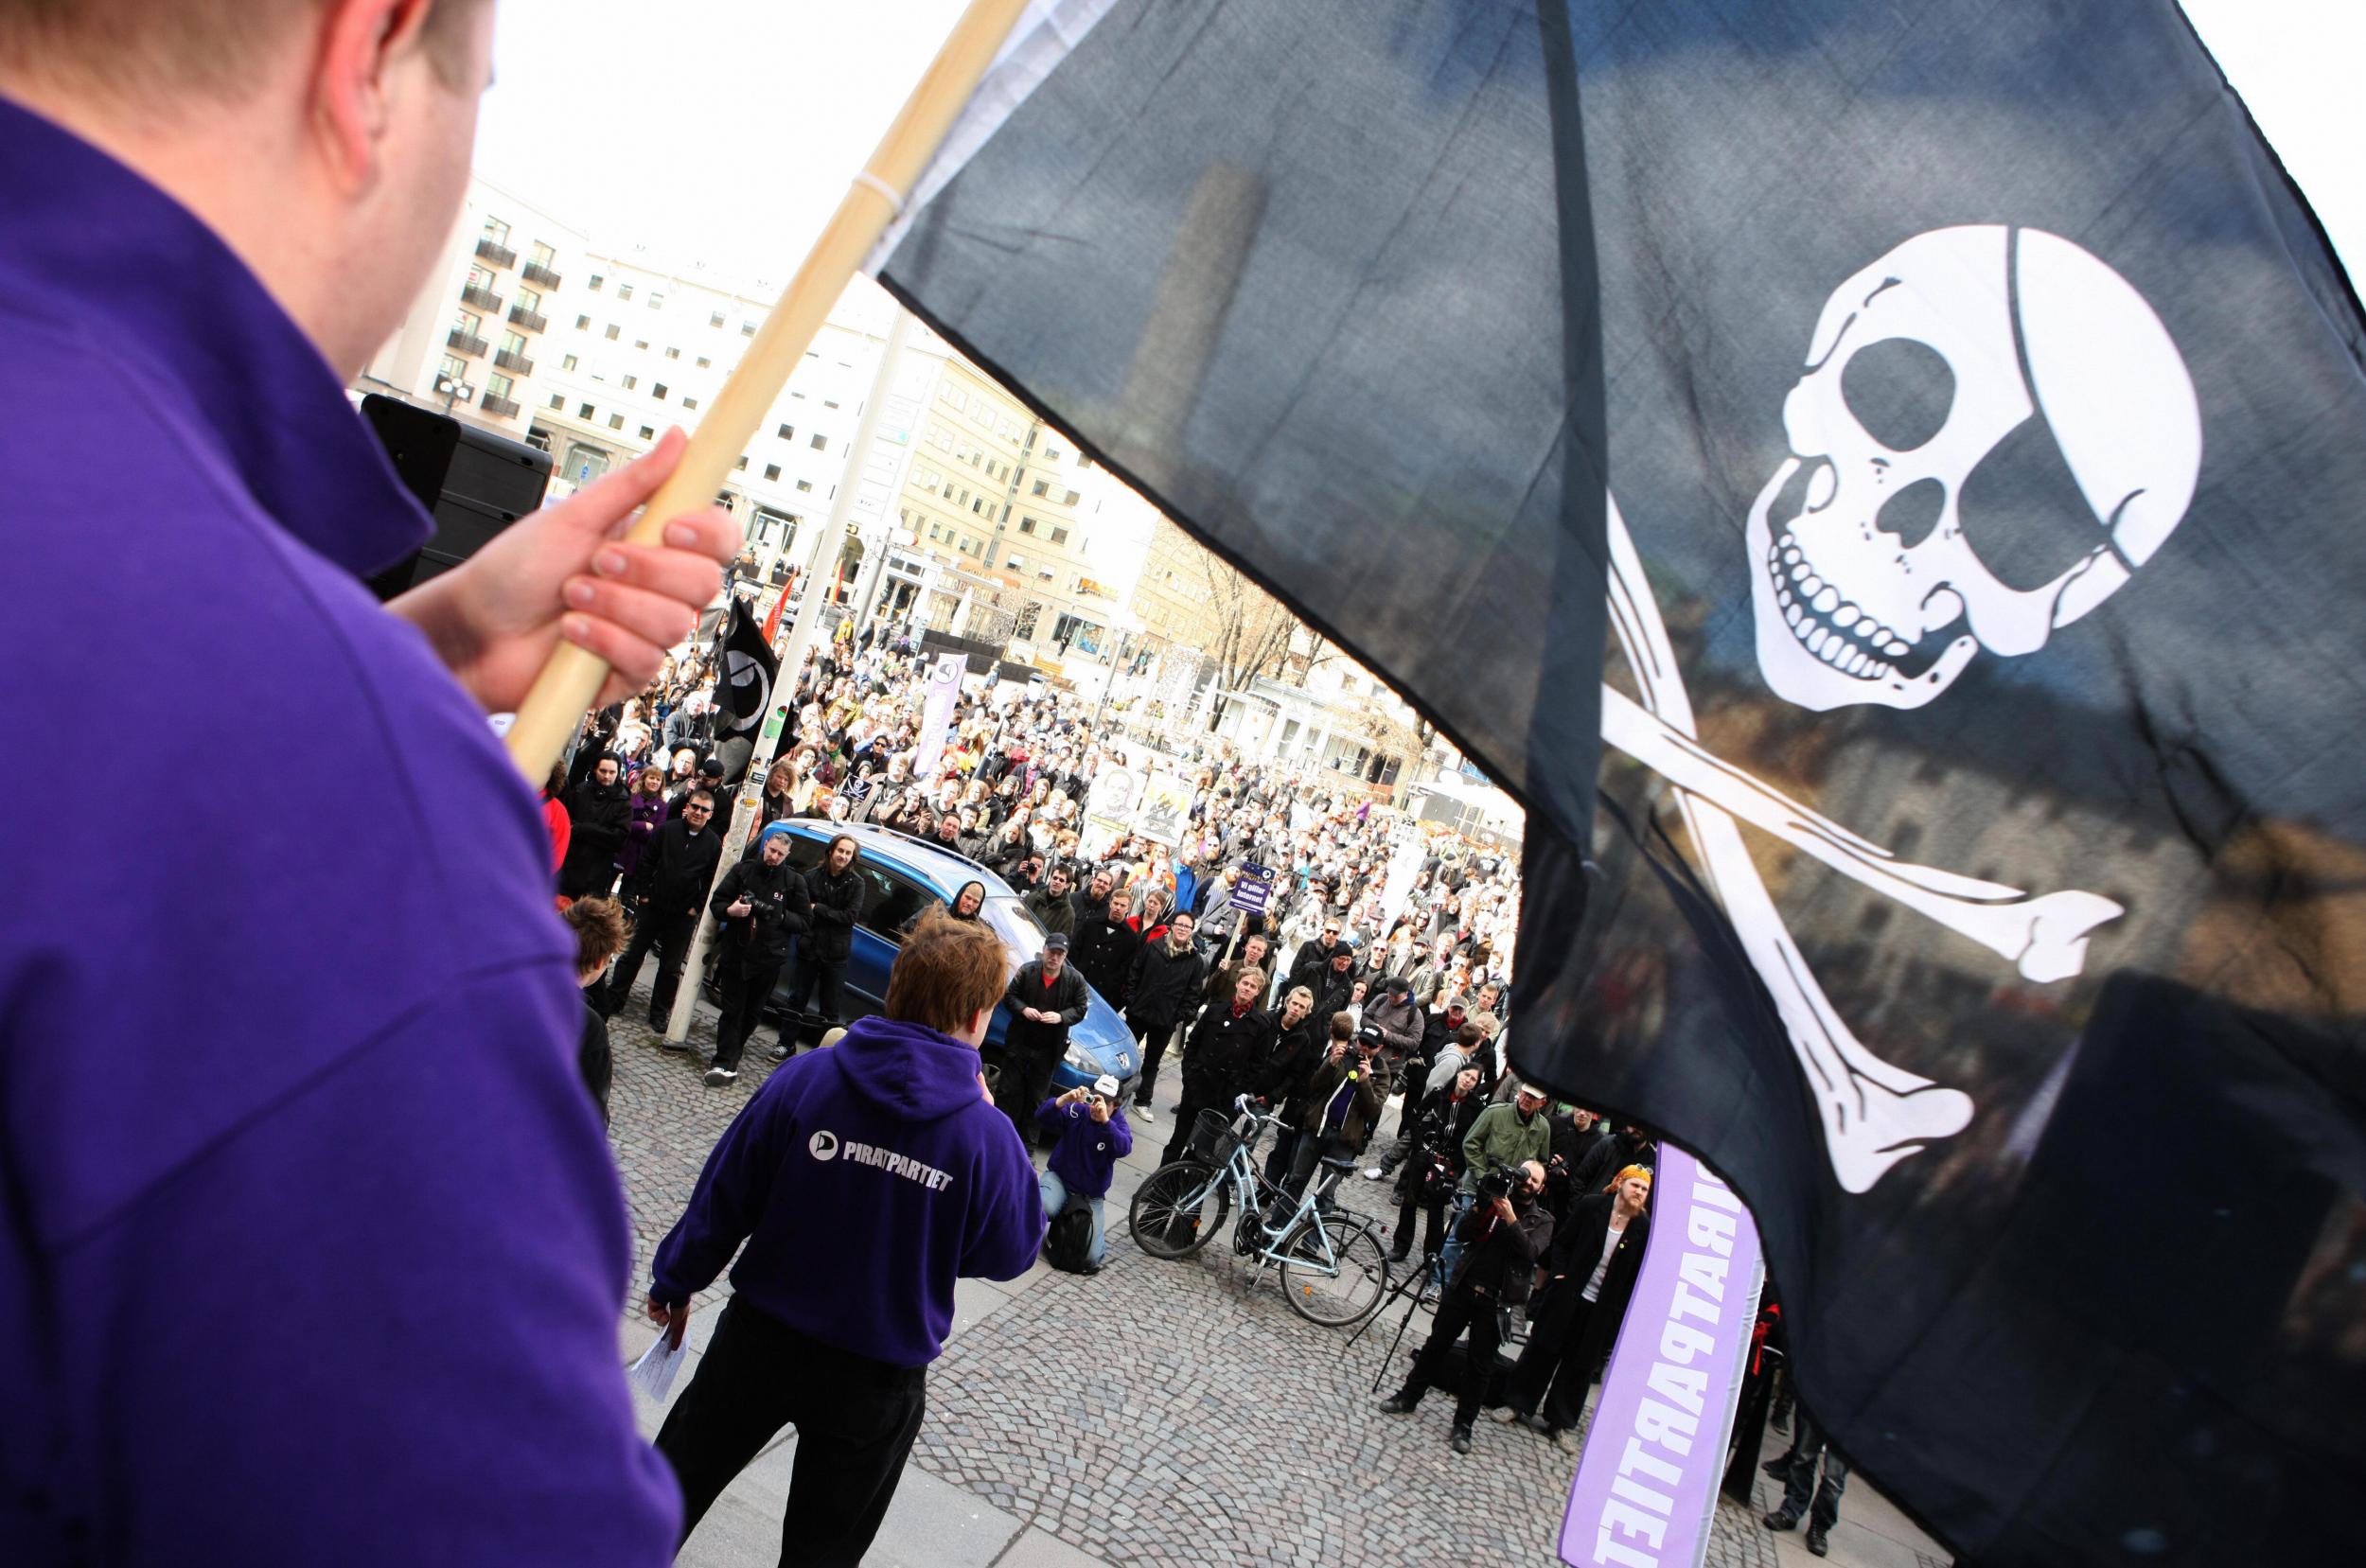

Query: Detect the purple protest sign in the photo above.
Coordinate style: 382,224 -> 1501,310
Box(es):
1560,1146 -> 1763,1568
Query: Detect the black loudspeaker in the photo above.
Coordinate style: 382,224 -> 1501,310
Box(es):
361,395 -> 554,599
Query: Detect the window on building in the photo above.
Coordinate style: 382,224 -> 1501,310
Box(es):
665,346 -> 680,360
809,433 -> 827,450
609,414 -> 625,430
589,273 -> 605,291
742,321 -> 757,337
501,330 -> 527,357
1051,527 -> 1069,546
697,356 -> 711,368
634,339 -> 648,351
735,456 -> 749,471
765,464 -> 783,481
1015,603 -> 1041,640
561,353 -> 578,371
531,242 -> 556,269
1018,516 -> 1036,535
548,394 -> 565,410
681,396 -> 698,411
617,283 -> 634,301
1006,554 -> 1026,573
653,384 -> 668,400
575,313 -> 592,329
1063,489 -> 1082,506
486,373 -> 516,401
578,402 -> 594,419
452,308 -> 483,336
621,375 -> 637,391
604,324 -> 621,341
482,217 -> 510,245
1043,445 -> 1063,462
640,425 -> 656,440
776,423 -> 794,440
438,352 -> 467,383
710,311 -> 726,327
795,480 -> 814,492
467,264 -> 497,292
823,398 -> 840,410
1031,479 -> 1050,497
516,286 -> 542,314
649,292 -> 664,311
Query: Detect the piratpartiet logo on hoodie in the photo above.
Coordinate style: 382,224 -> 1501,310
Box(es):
808,1130 -> 839,1162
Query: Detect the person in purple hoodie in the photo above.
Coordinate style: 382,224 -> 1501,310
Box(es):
647,908 -> 1045,1563
0,5 -> 736,1564
1036,1073 -> 1134,1272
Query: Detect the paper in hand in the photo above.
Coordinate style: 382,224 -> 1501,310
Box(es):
627,1328 -> 686,1402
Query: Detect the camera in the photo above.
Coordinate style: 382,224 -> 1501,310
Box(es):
1476,1168 -> 1513,1202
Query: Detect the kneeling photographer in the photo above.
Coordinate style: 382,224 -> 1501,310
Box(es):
1378,1158 -> 1553,1456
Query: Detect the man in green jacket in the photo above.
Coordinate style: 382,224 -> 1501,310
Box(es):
1461,1084 -> 1554,1193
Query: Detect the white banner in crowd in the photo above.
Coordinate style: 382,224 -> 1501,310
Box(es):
912,653 -> 965,780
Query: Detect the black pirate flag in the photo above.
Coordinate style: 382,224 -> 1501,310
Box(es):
875,2 -> 2366,1562
708,596 -> 778,788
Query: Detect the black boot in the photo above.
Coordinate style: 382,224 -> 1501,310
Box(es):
1377,1391 -> 1418,1416
1806,1522 -> 1829,1557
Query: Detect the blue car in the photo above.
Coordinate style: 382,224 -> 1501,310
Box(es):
763,821 -> 1138,1096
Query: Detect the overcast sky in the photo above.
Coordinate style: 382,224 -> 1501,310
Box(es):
471,0 -> 2360,295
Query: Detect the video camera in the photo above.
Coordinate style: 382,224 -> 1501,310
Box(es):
1475,1167 -> 1514,1203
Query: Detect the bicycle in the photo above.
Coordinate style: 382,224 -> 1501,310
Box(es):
1127,1096 -> 1392,1328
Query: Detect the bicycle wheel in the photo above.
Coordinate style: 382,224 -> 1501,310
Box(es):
1129,1161 -> 1232,1260
1279,1217 -> 1391,1327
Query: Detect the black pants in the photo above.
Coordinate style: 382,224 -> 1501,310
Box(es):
1161,1080 -> 1230,1168
1776,1410 -> 1849,1527
655,1298 -> 927,1568
1128,1016 -> 1180,1104
1392,1190 -> 1447,1260
1263,1127 -> 1301,1189
783,952 -> 846,1036
712,946 -> 786,1071
989,1047 -> 1056,1144
1502,1277 -> 1599,1431
1396,1281 -> 1504,1431
605,909 -> 694,1024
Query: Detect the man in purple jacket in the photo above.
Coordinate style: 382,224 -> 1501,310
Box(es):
0,4 -> 735,1564
647,909 -> 1045,1563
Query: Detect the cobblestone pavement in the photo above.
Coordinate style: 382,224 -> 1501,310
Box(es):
603,978 -> 1823,1568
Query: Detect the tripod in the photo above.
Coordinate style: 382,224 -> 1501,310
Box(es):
1350,1242 -> 1444,1392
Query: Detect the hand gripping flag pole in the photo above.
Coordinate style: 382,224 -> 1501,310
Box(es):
500,0 -> 1034,786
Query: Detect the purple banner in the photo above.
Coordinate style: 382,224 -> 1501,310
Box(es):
913,653 -> 965,780
1560,1146 -> 1763,1568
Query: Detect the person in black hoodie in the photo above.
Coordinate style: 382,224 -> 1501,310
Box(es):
1491,1165 -> 1653,1449
1388,1065 -> 1491,1265
1121,909 -> 1205,1123
703,833 -> 811,1085
1380,1158 -> 1554,1455
1543,1108 -> 1607,1224
602,789 -> 722,1030
1159,968 -> 1276,1167
559,754 -> 630,900
993,931 -> 1089,1143
777,833 -> 862,1057
1252,984 -> 1324,1185
1571,1122 -> 1652,1200
1069,890 -> 1139,1006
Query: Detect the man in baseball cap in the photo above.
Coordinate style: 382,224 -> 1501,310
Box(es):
996,927 -> 1089,1144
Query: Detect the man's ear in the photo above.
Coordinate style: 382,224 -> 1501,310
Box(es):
311,0 -> 435,192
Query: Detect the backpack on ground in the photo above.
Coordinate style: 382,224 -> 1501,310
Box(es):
1043,1198 -> 1097,1274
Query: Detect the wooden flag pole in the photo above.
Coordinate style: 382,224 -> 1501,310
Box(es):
502,0 -> 1033,783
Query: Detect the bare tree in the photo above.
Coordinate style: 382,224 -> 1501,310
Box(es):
1201,555 -> 1297,731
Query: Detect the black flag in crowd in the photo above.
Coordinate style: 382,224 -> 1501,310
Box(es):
880,3 -> 2366,1563
708,595 -> 778,786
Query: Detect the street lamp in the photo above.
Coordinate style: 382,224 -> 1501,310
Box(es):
433,373 -> 474,415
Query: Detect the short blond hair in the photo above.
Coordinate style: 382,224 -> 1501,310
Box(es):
0,0 -> 486,101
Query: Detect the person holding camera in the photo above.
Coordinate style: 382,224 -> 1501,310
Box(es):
1035,1074 -> 1132,1272
703,830 -> 811,1085
1387,1065 -> 1490,1266
1274,1019 -> 1394,1213
1492,1164 -> 1653,1450
1379,1158 -> 1555,1454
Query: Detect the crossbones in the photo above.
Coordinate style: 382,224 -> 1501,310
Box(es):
1600,226 -> 2200,1191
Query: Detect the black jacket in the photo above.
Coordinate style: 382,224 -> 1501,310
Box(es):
1123,937 -> 1208,1031
1571,1131 -> 1652,1202
1289,935 -> 1342,980
709,856 -> 811,963
1002,958 -> 1090,1060
1447,1193 -> 1555,1307
1248,1017 -> 1324,1114
1069,913 -> 1139,1004
560,779 -> 629,883
640,818 -> 723,923
1546,1118 -> 1608,1221
1543,1196 -> 1652,1376
802,862 -> 863,963
1178,999 -> 1276,1101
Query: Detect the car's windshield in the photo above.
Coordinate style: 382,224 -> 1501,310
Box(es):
983,895 -> 1045,973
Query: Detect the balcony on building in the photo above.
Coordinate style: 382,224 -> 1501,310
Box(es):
460,283 -> 504,313
494,348 -> 535,376
521,260 -> 562,290
475,237 -> 517,269
446,328 -> 489,358
507,304 -> 549,334
481,394 -> 522,420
